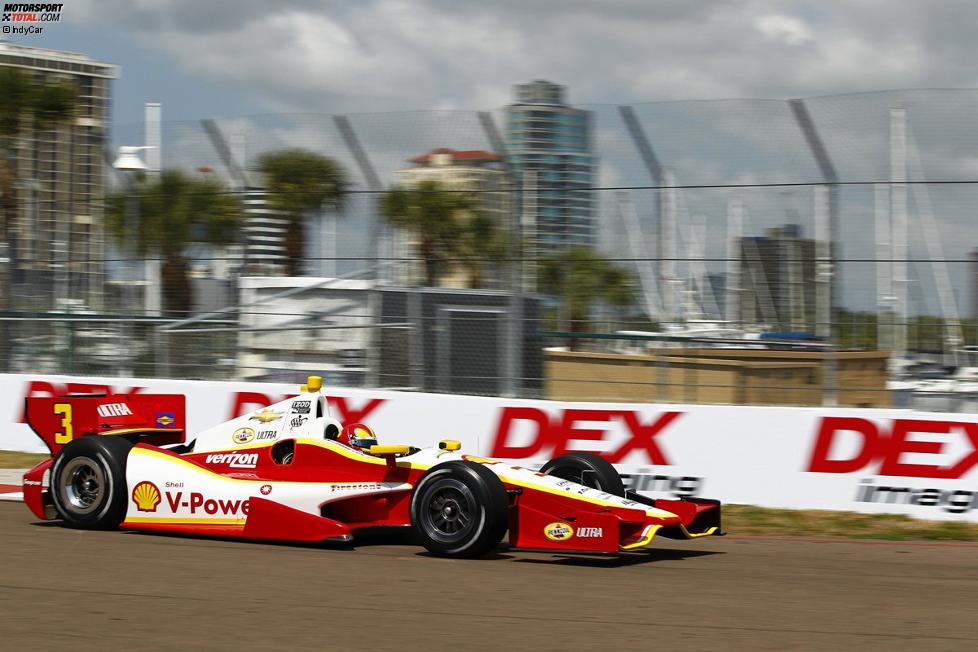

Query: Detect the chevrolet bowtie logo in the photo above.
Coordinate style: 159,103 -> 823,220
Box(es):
249,409 -> 283,423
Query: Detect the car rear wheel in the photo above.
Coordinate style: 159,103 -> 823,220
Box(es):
50,436 -> 133,530
410,461 -> 508,558
541,452 -> 625,497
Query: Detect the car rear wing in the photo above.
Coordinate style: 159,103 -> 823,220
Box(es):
25,393 -> 187,456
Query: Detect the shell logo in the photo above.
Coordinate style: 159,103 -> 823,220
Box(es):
132,481 -> 161,512
232,427 -> 256,444
543,522 -> 574,541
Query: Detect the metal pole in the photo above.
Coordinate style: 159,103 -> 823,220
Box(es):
366,287 -> 380,388
790,98 -> 840,404
890,108 -> 908,358
504,174 -> 526,397
661,169 -> 677,328
616,191 -> 661,317
726,197 -> 743,328
814,185 -> 836,405
144,103 -> 162,318
408,288 -> 424,390
874,183 -> 893,351
905,123 -> 964,363
332,116 -> 384,280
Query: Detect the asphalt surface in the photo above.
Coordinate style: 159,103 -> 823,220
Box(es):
1,502 -> 977,651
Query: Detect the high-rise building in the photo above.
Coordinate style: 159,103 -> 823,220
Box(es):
0,43 -> 117,309
393,148 -> 512,287
505,80 -> 594,256
738,224 -> 817,331
240,188 -> 290,276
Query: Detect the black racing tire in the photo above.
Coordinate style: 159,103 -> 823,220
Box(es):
50,437 -> 133,530
540,452 -> 626,497
410,461 -> 509,558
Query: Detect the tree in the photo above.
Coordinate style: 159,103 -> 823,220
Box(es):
105,170 -> 242,317
454,210 -> 510,289
539,246 -> 636,348
0,68 -> 76,306
256,149 -> 347,277
379,180 -> 493,287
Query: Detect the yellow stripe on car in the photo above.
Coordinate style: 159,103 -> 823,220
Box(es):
620,524 -> 662,550
124,517 -> 247,526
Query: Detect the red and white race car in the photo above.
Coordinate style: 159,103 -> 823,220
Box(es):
21,376 -> 723,558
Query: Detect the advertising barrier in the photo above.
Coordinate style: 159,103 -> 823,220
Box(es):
2,373 -> 977,521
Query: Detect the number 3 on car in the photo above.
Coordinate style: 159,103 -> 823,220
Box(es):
53,403 -> 73,444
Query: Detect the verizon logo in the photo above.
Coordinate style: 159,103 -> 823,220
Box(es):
205,452 -> 258,469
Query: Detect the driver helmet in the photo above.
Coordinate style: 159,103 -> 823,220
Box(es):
338,423 -> 378,450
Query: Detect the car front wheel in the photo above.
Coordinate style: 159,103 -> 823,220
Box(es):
410,461 -> 509,558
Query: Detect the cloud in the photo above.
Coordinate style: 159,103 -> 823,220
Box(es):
65,0 -> 978,313
68,0 -> 978,113
755,14 -> 812,46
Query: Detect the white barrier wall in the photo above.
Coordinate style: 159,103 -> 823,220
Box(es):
3,373 -> 978,521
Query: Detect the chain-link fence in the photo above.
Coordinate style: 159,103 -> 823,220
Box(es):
6,90 -> 978,410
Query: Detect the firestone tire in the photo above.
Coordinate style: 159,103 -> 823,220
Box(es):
50,436 -> 133,530
540,452 -> 625,497
410,461 -> 509,558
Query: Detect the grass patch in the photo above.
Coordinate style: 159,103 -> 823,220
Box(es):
0,450 -> 48,469
725,504 -> 978,541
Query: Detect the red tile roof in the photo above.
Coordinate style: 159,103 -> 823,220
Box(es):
410,148 -> 503,163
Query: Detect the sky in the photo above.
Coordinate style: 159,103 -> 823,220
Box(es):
5,0 -> 978,315
7,0 -> 977,127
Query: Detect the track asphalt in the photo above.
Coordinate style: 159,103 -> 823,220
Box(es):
1,502 -> 976,651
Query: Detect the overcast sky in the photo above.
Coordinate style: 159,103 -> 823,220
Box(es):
12,0 -> 978,123
8,1 -> 978,314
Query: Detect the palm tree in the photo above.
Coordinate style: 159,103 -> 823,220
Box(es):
0,68 -> 75,307
105,170 -> 242,317
256,149 -> 347,277
379,180 -> 484,287
539,246 -> 636,349
454,210 -> 509,289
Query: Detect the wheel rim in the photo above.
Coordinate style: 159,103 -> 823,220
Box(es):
419,478 -> 477,543
59,456 -> 106,515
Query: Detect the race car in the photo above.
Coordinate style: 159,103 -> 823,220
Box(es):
20,376 -> 723,558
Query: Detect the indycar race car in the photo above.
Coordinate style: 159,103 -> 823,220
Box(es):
20,376 -> 722,558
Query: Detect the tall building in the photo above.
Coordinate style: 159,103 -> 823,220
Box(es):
505,80 -> 594,256
0,43 -> 118,309
739,224 -> 817,331
240,188 -> 290,276
393,148 -> 512,288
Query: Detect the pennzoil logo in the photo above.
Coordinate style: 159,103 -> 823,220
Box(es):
543,522 -> 574,541
132,481 -> 161,512
232,427 -> 256,444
